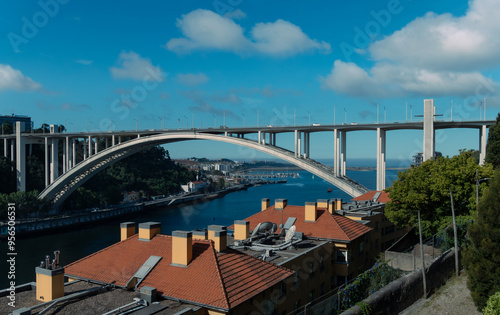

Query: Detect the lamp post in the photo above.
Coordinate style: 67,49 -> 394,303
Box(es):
242,113 -> 245,127
183,115 -> 188,129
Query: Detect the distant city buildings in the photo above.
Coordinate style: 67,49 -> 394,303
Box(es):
412,151 -> 442,167
0,114 -> 32,132
12,191 -> 409,314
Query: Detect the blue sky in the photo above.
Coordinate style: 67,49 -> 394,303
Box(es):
1,0 -> 499,164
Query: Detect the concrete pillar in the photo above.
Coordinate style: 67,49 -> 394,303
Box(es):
15,122 -> 26,192
307,132 -> 310,158
94,137 -> 98,154
72,139 -> 76,167
10,141 -> 14,161
83,138 -> 87,160
3,139 -> 7,158
50,138 -> 59,184
62,139 -> 66,174
334,129 -> 339,176
479,125 -> 487,165
118,136 -> 121,144
88,136 -> 92,157
297,131 -> 301,157
377,128 -> 386,190
105,137 -> 109,149
112,135 -> 115,146
294,130 -> 298,156
258,131 -> 262,145
45,137 -> 49,187
65,137 -> 69,172
340,131 -> 346,176
423,99 -> 435,162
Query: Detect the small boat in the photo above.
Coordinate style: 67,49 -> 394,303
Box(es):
327,187 -> 332,193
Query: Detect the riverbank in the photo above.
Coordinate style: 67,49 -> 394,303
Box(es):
0,180 -> 291,239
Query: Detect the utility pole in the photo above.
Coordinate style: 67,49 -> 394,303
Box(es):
135,116 -> 138,131
449,188 -> 460,276
183,115 -> 188,129
418,209 -> 427,298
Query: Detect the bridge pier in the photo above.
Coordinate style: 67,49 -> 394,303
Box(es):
15,122 -> 26,192
479,125 -> 487,165
45,138 -> 49,187
95,137 -> 99,154
112,135 -> 115,146
83,138 -> 88,159
3,138 -> 7,158
340,131 -> 346,176
10,140 -> 14,161
72,139 -> 76,168
88,136 -> 93,157
63,137 -> 67,173
334,129 -> 339,176
50,138 -> 59,184
377,128 -> 386,190
423,99 -> 435,162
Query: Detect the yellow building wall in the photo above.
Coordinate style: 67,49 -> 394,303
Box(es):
36,272 -> 64,301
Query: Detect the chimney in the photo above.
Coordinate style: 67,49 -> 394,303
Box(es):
35,252 -> 64,302
192,230 -> 208,240
328,199 -> 335,214
275,198 -> 288,210
171,231 -> 192,267
139,222 -> 161,241
305,202 -> 317,222
335,198 -> 343,210
208,225 -> 227,252
120,222 -> 136,241
234,220 -> 250,241
261,198 -> 270,211
317,199 -> 328,210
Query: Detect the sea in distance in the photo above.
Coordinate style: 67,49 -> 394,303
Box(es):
0,158 -> 407,288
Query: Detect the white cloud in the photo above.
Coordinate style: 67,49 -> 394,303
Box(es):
176,73 -> 209,86
0,64 -> 41,92
110,51 -> 165,81
324,0 -> 500,99
322,60 -> 496,98
224,9 -> 246,20
166,9 -> 330,56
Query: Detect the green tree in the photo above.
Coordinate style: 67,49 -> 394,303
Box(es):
0,191 -> 49,219
385,150 -> 494,236
463,171 -> 500,311
0,157 -> 16,194
483,291 -> 500,315
486,113 -> 500,168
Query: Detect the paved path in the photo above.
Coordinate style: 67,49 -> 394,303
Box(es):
400,271 -> 481,315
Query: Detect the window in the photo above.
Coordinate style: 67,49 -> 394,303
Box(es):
309,261 -> 315,278
295,300 -> 301,315
336,250 -> 349,263
280,282 -> 286,298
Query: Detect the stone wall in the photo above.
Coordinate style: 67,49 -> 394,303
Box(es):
341,248 -> 458,315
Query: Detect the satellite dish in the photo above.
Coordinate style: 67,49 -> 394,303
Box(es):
285,225 -> 296,242
251,223 -> 262,238
259,222 -> 273,233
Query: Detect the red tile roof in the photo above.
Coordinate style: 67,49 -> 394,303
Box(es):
352,190 -> 391,203
65,234 -> 293,311
239,205 -> 372,242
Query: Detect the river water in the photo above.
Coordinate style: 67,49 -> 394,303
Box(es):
1,168 -> 401,288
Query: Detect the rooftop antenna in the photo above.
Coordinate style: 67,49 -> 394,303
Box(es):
284,225 -> 296,242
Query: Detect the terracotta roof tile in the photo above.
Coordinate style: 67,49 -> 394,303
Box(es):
239,205 -> 372,242
352,190 -> 391,203
65,234 -> 293,311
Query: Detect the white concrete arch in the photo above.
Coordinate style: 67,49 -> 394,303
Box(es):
38,132 -> 370,209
